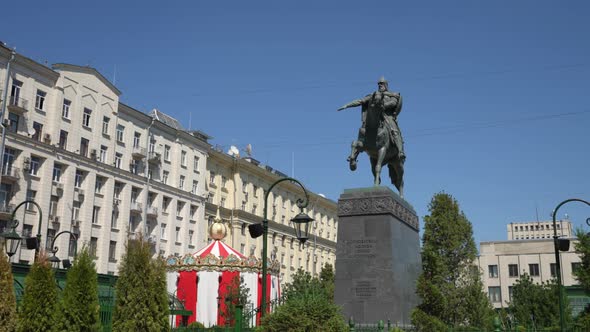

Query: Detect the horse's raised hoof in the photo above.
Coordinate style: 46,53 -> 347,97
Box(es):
347,157 -> 357,171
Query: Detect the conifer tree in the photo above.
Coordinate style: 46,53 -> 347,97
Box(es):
55,247 -> 100,331
411,192 -> 494,331
112,238 -> 169,331
16,253 -> 58,332
0,246 -> 17,332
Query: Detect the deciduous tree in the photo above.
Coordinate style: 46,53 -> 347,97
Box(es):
412,192 -> 494,331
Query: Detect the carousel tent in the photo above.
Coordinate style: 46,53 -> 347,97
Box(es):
166,212 -> 280,327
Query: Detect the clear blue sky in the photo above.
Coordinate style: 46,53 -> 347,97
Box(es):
4,0 -> 589,245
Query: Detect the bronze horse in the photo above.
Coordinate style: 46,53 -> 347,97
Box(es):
338,78 -> 405,197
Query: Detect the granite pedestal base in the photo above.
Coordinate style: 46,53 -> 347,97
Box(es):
334,187 -> 421,325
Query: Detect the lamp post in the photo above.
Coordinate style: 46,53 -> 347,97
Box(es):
552,198 -> 590,332
0,218 -> 22,258
48,231 -> 77,269
247,177 -> 314,319
10,200 -> 43,259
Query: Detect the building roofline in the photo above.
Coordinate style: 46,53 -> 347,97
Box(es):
0,44 -> 60,81
52,63 -> 122,96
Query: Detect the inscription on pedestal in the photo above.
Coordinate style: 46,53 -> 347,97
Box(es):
354,280 -> 377,299
350,238 -> 377,256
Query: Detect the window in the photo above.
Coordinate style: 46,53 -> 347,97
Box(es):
90,237 -> 98,258
8,113 -> 19,133
221,176 -> 227,187
58,130 -> 68,149
176,202 -> 184,217
99,145 -> 107,163
164,145 -> 171,161
114,182 -> 123,199
133,132 -> 141,148
220,197 -> 226,207
207,192 -> 214,203
209,172 -> 216,185
95,176 -> 104,194
116,125 -> 124,142
32,122 -> 43,141
488,287 -> 501,303
109,241 -> 117,262
30,156 -> 41,176
35,90 -> 46,111
192,181 -> 198,195
149,139 -> 155,153
162,197 -> 170,213
253,185 -> 259,197
252,204 -> 257,215
572,262 -> 582,274
92,206 -> 100,224
241,224 -> 246,236
111,210 -> 119,229
188,230 -> 194,244
102,117 -> 110,135
181,151 -> 187,166
72,201 -> 81,222
82,108 -> 92,127
130,159 -> 139,174
508,286 -> 514,301
179,176 -> 185,190
48,197 -> 58,217
52,164 -> 62,182
529,263 -> 540,276
162,171 -> 169,184
193,156 -> 199,172
115,153 -> 122,169
241,201 -> 246,211
62,99 -> 71,118
74,169 -> 84,188
190,205 -> 197,220
80,138 -> 89,157
161,224 -> 167,239
175,227 -> 181,242
550,263 -> 558,277
26,190 -> 37,210
508,264 -> 519,277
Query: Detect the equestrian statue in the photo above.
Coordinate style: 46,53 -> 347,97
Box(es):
337,76 -> 406,198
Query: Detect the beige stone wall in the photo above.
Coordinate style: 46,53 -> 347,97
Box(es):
478,239 -> 581,309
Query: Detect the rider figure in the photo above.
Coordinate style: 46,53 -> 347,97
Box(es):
337,76 -> 405,171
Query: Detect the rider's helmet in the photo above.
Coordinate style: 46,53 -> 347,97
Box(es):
377,76 -> 388,90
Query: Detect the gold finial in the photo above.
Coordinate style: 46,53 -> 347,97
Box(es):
208,206 -> 227,240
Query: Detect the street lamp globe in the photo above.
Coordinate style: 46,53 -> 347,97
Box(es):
291,211 -> 314,244
49,254 -> 61,270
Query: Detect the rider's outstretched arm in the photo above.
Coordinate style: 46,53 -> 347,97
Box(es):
337,95 -> 369,111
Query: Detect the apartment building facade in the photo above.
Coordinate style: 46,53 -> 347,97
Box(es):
205,149 -> 338,285
0,46 -> 210,274
479,220 -> 580,309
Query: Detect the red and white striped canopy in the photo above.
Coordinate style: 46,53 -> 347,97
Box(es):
194,240 -> 247,260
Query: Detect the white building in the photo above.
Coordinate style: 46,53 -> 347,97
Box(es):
206,149 -> 338,285
507,220 -> 573,240
479,219 -> 580,309
0,45 -> 210,274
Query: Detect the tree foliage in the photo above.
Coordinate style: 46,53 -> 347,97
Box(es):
17,253 -> 59,332
572,228 -> 590,329
221,275 -> 251,326
412,192 -> 494,331
55,247 -> 100,331
506,273 -> 570,330
112,238 -> 169,331
260,268 -> 347,332
319,263 -> 335,301
0,246 -> 17,332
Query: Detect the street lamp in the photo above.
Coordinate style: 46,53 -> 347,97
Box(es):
247,177 -> 313,318
48,231 -> 78,270
9,200 -> 43,259
552,198 -> 590,332
1,218 -> 22,258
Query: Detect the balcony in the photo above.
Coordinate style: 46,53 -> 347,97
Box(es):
130,202 -> 142,214
1,166 -> 20,183
147,205 -> 158,217
147,151 -> 161,164
0,203 -> 15,218
7,95 -> 28,114
132,146 -> 146,158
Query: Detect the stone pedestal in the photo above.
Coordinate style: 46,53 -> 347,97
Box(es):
334,187 -> 421,325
